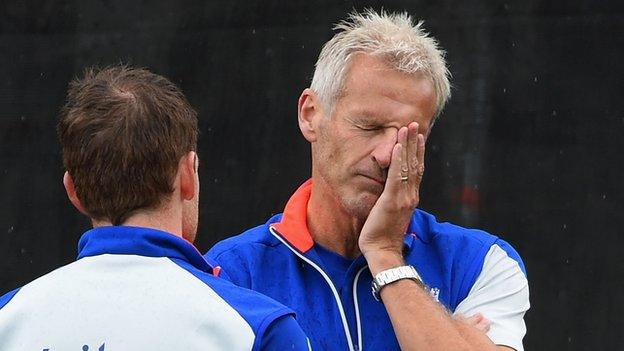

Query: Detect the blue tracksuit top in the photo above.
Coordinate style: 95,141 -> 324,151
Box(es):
0,226 -> 310,350
205,180 -> 528,351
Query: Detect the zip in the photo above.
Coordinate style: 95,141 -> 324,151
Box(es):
352,266 -> 368,350
270,227 -> 358,351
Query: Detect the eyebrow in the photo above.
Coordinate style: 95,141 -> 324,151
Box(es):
348,108 -> 385,123
347,114 -> 382,126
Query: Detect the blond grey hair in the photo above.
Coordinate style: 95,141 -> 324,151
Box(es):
310,9 -> 451,122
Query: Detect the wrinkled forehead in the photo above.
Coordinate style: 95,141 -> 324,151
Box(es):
336,53 -> 437,130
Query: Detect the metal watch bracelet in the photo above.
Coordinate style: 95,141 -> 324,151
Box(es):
371,265 -> 424,301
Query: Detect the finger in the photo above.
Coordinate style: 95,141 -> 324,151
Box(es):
408,122 -> 419,159
462,313 -> 482,325
466,313 -> 490,333
398,126 -> 409,184
384,142 -> 404,195
476,317 -> 491,333
416,133 -> 425,182
407,122 -> 419,188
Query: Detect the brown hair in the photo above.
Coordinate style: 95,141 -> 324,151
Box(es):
58,65 -> 198,225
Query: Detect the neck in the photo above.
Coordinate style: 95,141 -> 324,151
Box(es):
92,204 -> 184,239
307,177 -> 365,259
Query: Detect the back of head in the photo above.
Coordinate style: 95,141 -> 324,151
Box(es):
58,65 -> 198,225
310,9 -> 451,122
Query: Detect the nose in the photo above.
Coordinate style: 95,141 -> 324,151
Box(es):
370,128 -> 398,170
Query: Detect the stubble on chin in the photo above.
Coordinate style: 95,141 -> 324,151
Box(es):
341,191 -> 378,223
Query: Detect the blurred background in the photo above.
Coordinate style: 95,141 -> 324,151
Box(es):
1,0 -> 622,349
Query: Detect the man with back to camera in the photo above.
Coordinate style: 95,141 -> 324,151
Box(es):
205,10 -> 530,351
0,66 -> 311,350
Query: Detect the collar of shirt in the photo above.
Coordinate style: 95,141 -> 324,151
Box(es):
76,225 -> 214,275
271,178 -> 425,255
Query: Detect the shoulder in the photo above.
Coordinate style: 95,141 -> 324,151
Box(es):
0,255 -> 297,349
258,315 -> 311,351
0,258 -> 86,313
206,214 -> 284,262
407,209 -> 527,307
453,243 -> 530,350
410,209 -> 498,247
410,209 -> 524,268
171,256 -> 292,315
164,256 -> 298,347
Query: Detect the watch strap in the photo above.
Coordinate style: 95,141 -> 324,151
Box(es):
371,265 -> 424,301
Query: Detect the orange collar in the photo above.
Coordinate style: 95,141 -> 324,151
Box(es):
271,178 -> 422,253
271,179 -> 315,253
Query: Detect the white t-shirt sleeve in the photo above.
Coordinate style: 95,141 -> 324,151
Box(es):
453,244 -> 530,351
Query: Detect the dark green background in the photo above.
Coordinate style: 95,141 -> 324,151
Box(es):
1,1 -> 623,349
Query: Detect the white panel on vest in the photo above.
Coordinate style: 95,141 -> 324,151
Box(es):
453,244 -> 530,351
0,255 -> 256,350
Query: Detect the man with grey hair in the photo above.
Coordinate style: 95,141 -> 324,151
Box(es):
206,10 -> 529,351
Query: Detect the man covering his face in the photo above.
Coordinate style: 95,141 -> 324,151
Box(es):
206,10 -> 529,351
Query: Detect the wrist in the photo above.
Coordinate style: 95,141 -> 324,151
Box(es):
371,265 -> 425,301
363,250 -> 405,276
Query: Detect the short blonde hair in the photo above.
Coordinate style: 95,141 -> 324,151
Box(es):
310,9 -> 451,122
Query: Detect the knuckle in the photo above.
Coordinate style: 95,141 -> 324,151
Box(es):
410,158 -> 419,170
417,164 -> 425,176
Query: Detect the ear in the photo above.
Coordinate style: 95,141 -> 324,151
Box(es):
297,88 -> 325,142
63,172 -> 90,217
179,151 -> 198,201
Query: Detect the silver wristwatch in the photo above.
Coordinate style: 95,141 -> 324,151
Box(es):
371,265 -> 424,301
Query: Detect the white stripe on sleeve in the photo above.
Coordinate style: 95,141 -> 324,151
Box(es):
453,244 -> 530,351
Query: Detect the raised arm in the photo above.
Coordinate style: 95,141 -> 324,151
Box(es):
359,122 -> 524,351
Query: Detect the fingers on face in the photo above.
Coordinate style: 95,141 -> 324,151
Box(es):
386,126 -> 408,194
408,123 -> 418,178
407,122 -> 425,185
399,126 -> 409,175
387,142 -> 403,193
388,123 -> 425,196
417,133 -> 425,177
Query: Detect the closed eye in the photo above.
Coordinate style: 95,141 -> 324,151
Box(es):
357,125 -> 382,131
